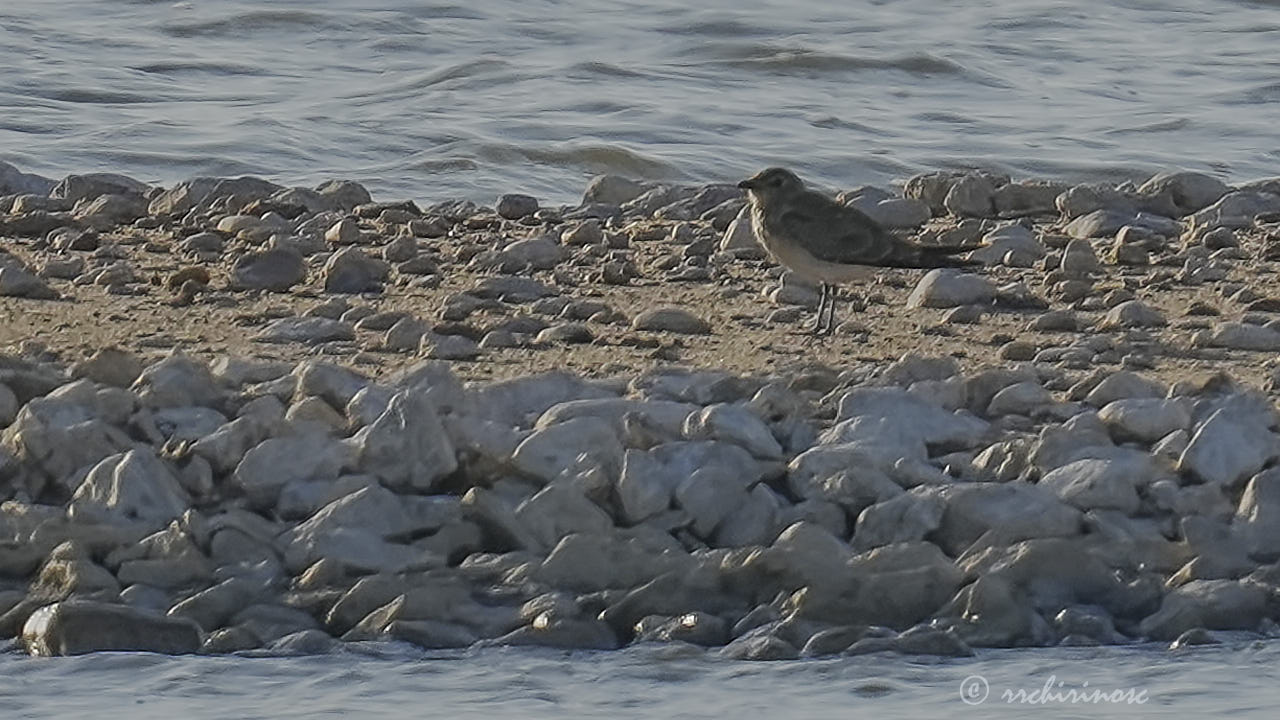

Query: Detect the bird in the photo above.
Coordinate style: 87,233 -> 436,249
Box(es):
738,167 -> 982,335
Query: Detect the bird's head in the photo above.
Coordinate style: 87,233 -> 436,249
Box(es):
737,167 -> 804,204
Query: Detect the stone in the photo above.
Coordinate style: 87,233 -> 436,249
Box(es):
496,193 -> 539,219
1059,238 -> 1101,276
906,270 -> 997,309
682,403 -> 782,460
0,266 -> 59,299
986,381 -> 1052,417
352,390 -> 457,492
132,353 -> 220,409
1097,398 -> 1191,443
422,333 -> 481,360
68,449 -> 190,532
630,307 -> 712,335
1138,172 -> 1230,215
1191,191 -> 1280,230
323,247 -> 389,293
932,483 -> 1082,555
992,180 -> 1066,216
583,175 -> 648,206
50,173 -> 148,203
70,347 -> 143,388
233,432 -> 353,509
511,416 -> 623,484
1178,395 -> 1280,488
24,600 -> 201,656
231,247 -> 307,291
562,219 -> 605,246
1236,469 -> 1280,559
1038,457 -> 1148,514
1139,579 -> 1269,640
1099,300 -> 1165,329
325,217 -> 361,244
943,174 -> 996,218
853,491 -> 944,551
255,317 -> 355,345
1203,322 -> 1280,351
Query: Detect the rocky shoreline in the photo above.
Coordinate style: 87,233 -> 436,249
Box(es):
3,160 -> 1280,659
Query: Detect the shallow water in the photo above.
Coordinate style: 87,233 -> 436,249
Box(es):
3,640 -> 1279,719
2,0 -> 1278,203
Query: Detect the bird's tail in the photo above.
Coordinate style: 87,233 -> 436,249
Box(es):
907,243 -> 984,268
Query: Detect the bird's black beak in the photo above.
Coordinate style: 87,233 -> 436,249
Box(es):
737,179 -> 756,190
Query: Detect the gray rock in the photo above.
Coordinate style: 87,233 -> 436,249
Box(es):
322,247 -> 389,293
0,160 -> 55,195
583,175 -> 648,206
943,174 -> 996,218
967,223 -> 1045,266
906,270 -> 997,308
132,353 -> 220,409
73,193 -> 148,228
24,600 -> 200,656
1236,468 -> 1280,559
50,173 -> 148,204
1179,395 -> 1280,488
1099,300 -> 1165,329
352,390 -> 457,492
932,483 -> 1082,555
496,193 -> 539,219
986,381 -> 1053,417
683,403 -> 782,459
422,333 -> 481,360
992,180 -> 1067,216
0,265 -> 59,299
1065,208 -> 1137,239
1097,398 -> 1191,443
68,449 -> 191,531
1038,457 -> 1149,514
631,307 -> 712,335
1191,190 -> 1280,230
1137,172 -> 1230,215
853,491 -> 944,551
234,431 -> 353,509
255,317 -> 356,345
1202,322 -> 1280,351
720,206 -> 760,251
561,219 -> 605,246
231,247 -> 307,291
511,416 -> 623,484
1139,579 -> 1269,640
1059,238 -> 1101,276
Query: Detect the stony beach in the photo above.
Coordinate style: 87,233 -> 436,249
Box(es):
3,158 -> 1280,660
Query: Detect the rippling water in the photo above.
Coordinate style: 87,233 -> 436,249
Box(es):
3,641 -> 1280,718
2,0 -> 1278,204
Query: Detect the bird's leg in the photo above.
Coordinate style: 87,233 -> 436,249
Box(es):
812,283 -> 829,336
824,284 -> 839,335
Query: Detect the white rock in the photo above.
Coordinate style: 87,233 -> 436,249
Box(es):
233,432 -> 354,509
631,307 -> 712,335
352,390 -> 457,492
1137,171 -> 1229,215
293,360 -> 369,410
683,403 -> 782,460
1178,395 -> 1280,488
537,398 -> 695,440
1097,398 -> 1191,443
905,270 -> 997,309
853,491 -> 944,551
511,416 -> 624,483
714,484 -> 783,547
1203,322 -> 1280,351
283,482 -> 457,543
1190,190 -> 1280,230
986,381 -> 1053,417
189,417 -> 272,475
837,386 -> 989,450
1099,300 -> 1165,329
1038,457 -> 1151,514
931,483 -> 1082,555
255,317 -> 356,345
68,448 -> 190,531
1083,371 -> 1167,406
514,484 -> 613,549
675,467 -> 752,537
615,449 -> 674,523
720,206 -> 759,251
1236,468 -> 1280,559
470,371 -> 617,426
131,353 -> 220,409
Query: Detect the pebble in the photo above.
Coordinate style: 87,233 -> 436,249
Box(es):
905,270 -> 997,309
255,317 -> 356,345
630,307 -> 712,335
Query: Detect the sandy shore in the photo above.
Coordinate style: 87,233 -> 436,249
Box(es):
3,161 -> 1280,658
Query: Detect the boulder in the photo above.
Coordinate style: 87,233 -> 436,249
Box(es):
24,600 -> 200,656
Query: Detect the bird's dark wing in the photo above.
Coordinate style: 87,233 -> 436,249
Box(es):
777,191 -> 899,265
779,190 -> 979,268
